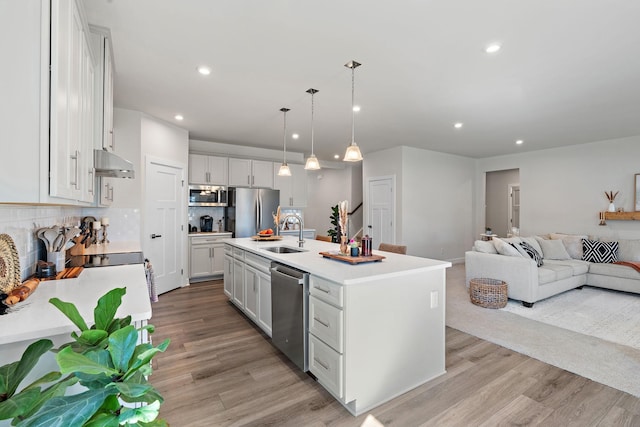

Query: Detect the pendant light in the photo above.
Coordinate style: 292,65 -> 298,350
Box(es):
304,88 -> 321,170
343,60 -> 363,162
278,107 -> 292,176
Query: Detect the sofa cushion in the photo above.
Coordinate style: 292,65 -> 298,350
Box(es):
601,238 -> 640,262
493,237 -> 523,257
518,241 -> 544,267
582,239 -> 619,263
537,267 -> 558,285
474,240 -> 498,254
589,262 -> 640,280
539,263 -> 574,281
535,237 -> 572,260
550,232 -> 589,260
544,259 -> 590,276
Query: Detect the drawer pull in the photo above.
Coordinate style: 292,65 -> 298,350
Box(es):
313,316 -> 330,328
313,356 -> 330,370
314,285 -> 330,294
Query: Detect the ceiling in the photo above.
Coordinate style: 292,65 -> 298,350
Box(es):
83,0 -> 640,161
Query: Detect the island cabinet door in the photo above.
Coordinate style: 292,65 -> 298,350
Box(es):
232,257 -> 245,308
257,269 -> 272,337
244,265 -> 259,321
223,253 -> 233,298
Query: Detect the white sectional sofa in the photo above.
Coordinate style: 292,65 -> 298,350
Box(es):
465,234 -> 640,307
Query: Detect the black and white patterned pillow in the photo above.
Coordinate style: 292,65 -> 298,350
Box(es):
519,241 -> 544,267
582,239 -> 619,263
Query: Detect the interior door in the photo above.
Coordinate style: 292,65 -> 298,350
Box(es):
366,176 -> 394,249
509,184 -> 520,233
145,158 -> 184,294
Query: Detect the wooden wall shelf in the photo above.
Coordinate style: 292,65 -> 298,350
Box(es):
602,211 -> 640,221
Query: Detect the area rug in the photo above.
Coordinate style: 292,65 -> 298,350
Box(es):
501,286 -> 640,350
445,264 -> 640,397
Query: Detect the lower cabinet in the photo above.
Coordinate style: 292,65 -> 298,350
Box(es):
224,244 -> 272,337
189,234 -> 230,282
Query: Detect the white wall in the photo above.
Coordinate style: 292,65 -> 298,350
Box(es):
475,135 -> 640,240
305,167 -> 355,238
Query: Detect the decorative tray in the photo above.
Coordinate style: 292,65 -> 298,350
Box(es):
0,233 -> 21,293
251,235 -> 284,241
319,251 -> 385,264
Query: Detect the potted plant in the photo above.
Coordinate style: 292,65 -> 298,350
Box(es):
0,287 -> 169,426
327,204 -> 341,243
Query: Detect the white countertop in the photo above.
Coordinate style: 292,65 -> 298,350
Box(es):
82,240 -> 141,255
0,264 -> 152,346
224,237 -> 451,285
189,232 -> 232,237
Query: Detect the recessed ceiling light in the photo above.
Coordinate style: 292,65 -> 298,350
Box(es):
334,154 -> 340,159
454,122 -> 463,129
196,66 -> 211,75
174,114 -> 184,121
485,44 -> 501,54
515,139 -> 523,145
292,133 -> 299,140
353,105 -> 361,112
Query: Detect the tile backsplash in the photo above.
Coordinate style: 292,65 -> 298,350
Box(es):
0,206 -> 82,281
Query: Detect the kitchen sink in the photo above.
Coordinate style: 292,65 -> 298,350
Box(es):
264,246 -> 306,254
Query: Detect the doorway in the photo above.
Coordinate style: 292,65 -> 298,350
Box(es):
485,169 -> 520,237
144,157 -> 185,294
366,176 -> 395,249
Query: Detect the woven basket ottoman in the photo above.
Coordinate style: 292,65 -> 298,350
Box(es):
469,278 -> 508,309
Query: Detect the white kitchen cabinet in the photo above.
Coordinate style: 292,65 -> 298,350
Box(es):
223,249 -> 233,298
0,0 -> 96,205
223,245 -> 272,337
189,154 -> 228,185
89,25 -> 114,152
189,234 -> 230,282
273,163 -> 307,207
279,229 -> 316,240
50,0 -> 95,203
228,158 -> 273,188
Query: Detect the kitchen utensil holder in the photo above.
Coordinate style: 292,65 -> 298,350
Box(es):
47,251 -> 66,273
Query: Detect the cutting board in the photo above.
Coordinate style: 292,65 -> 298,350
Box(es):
251,235 -> 283,241
319,251 -> 385,264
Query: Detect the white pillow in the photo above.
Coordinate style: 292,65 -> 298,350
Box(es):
492,237 -> 523,257
474,240 -> 498,254
550,233 -> 588,259
535,236 -> 572,260
520,236 -> 543,255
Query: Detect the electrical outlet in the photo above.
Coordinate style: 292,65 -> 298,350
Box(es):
430,290 -> 438,308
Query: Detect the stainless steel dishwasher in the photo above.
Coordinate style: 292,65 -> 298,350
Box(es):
270,262 -> 309,372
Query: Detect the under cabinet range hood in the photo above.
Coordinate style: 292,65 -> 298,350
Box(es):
94,149 -> 135,179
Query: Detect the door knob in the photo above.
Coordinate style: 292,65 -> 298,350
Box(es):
151,234 -> 162,239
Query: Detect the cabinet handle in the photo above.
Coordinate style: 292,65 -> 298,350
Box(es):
313,356 -> 330,371
247,175 -> 250,185
289,197 -> 293,206
206,171 -> 210,182
251,175 -> 255,185
70,150 -> 79,188
314,285 -> 330,294
109,184 -> 114,201
313,316 -> 330,328
88,169 -> 94,194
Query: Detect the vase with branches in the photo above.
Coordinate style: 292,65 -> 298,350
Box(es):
605,191 -> 619,212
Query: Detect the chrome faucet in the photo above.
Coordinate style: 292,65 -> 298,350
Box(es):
282,213 -> 304,247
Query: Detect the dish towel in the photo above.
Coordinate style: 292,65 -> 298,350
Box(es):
144,258 -> 158,303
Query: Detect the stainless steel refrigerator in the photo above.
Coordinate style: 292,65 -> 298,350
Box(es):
226,187 -> 280,237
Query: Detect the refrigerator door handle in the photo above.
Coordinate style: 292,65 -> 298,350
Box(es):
258,193 -> 263,229
255,198 -> 260,232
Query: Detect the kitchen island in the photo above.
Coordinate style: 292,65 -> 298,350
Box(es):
224,236 -> 451,416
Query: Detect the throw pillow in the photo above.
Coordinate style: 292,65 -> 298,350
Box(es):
521,236 -> 543,255
492,237 -> 523,257
534,236 -> 572,260
550,233 -> 589,260
474,240 -> 498,254
582,239 -> 619,263
519,241 -> 544,267
601,238 -> 640,262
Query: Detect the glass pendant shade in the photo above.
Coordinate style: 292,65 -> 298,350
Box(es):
278,107 -> 291,177
343,143 -> 363,162
278,163 -> 292,176
304,154 -> 320,170
343,60 -> 363,162
304,88 -> 321,170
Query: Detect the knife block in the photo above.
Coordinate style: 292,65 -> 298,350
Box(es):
68,236 -> 85,255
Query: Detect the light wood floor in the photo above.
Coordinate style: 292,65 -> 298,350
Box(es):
150,280 -> 640,426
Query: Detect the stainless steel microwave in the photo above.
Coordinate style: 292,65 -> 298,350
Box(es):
188,185 -> 227,207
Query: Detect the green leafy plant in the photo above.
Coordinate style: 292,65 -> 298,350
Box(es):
1,287 -> 170,426
327,204 -> 342,243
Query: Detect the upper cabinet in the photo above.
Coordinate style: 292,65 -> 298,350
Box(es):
90,25 -> 114,152
0,0 -> 97,205
229,159 -> 273,188
273,163 -> 307,207
189,154 -> 228,185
